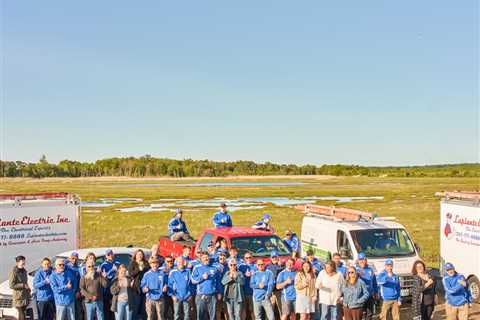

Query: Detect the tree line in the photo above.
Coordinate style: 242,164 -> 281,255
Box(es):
0,155 -> 478,178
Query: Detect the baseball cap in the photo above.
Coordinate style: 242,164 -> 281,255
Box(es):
270,251 -> 279,258
105,249 -> 114,256
263,213 -> 271,220
70,252 -> 79,258
357,252 -> 366,260
385,258 -> 394,266
444,262 -> 455,271
15,255 -> 26,262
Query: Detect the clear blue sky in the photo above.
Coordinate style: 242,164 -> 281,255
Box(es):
1,2 -> 478,166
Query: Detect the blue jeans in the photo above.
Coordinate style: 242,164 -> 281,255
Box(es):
85,301 -> 104,320
173,298 -> 191,320
225,298 -> 242,320
132,293 -> 146,320
116,301 -> 132,320
320,304 -> 337,320
56,303 -> 75,320
37,300 -> 55,320
253,298 -> 274,320
195,294 -> 216,320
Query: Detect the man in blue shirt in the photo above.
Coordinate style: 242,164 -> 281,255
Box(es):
251,213 -> 275,232
305,250 -> 323,276
276,258 -> 296,320
239,253 -> 256,320
141,256 -> 168,320
250,259 -> 275,320
100,249 -> 119,320
283,230 -> 299,258
50,258 -> 77,320
213,252 -> 229,319
443,262 -> 471,320
168,256 -> 194,320
355,252 -> 378,320
212,203 -> 233,228
377,259 -> 401,320
168,209 -> 193,241
267,251 -> 284,318
191,252 -> 220,320
33,257 -> 54,320
66,252 -> 83,320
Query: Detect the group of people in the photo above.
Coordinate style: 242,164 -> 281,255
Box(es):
8,204 -> 473,320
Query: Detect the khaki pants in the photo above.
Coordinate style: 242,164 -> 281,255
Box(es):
271,291 -> 282,317
146,298 -> 165,320
380,300 -> 399,320
446,304 -> 469,320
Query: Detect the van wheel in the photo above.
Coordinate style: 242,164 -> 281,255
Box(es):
468,276 -> 480,303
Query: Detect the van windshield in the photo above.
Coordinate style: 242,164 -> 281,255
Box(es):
231,235 -> 291,257
350,228 -> 416,258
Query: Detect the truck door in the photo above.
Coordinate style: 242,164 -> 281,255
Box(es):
337,230 -> 353,260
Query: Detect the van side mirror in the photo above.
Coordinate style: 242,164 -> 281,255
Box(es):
415,242 -> 420,253
339,247 -> 351,259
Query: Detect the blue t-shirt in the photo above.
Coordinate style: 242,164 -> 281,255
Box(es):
276,269 -> 296,301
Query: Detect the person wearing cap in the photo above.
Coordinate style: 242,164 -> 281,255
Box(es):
160,256 -> 175,320
283,230 -> 299,258
305,250 -> 323,276
66,252 -> 83,320
80,260 -> 108,320
212,203 -> 233,228
101,249 -> 120,320
442,262 -> 471,320
376,259 -> 401,320
276,258 -> 297,320
252,214 -> 275,232
50,258 -> 77,320
9,255 -> 31,320
213,252 -> 229,319
191,252 -> 221,320
168,209 -> 193,241
267,251 -> 284,317
250,259 -> 275,320
206,241 -> 219,263
168,256 -> 194,320
221,258 -> 245,320
238,252 -> 256,320
141,256 -> 168,320
34,257 -> 55,320
354,253 -> 378,320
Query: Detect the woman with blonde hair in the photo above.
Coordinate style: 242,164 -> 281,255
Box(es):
316,261 -> 344,320
295,261 -> 317,320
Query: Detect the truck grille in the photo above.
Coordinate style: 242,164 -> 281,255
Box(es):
0,297 -> 13,308
399,274 -> 415,289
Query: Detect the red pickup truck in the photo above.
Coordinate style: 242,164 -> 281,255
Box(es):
158,227 -> 292,264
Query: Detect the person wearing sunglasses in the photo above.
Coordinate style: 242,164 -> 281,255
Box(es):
80,261 -> 108,320
354,253 -> 378,320
250,259 -> 275,320
161,257 -> 175,320
214,252 -> 229,319
239,253 -> 256,320
341,267 -> 369,320
50,258 -> 77,320
221,260 -> 245,320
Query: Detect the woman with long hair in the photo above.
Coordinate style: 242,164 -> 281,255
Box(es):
295,261 -> 317,320
411,260 -> 436,320
340,267 -> 369,320
316,260 -> 344,320
111,264 -> 134,320
128,249 -> 149,320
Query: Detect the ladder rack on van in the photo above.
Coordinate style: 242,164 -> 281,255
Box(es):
294,204 -> 375,222
435,191 -> 480,201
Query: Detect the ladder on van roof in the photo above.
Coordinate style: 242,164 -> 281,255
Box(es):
294,204 -> 375,222
435,191 -> 480,201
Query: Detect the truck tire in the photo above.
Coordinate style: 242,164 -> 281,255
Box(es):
468,276 -> 480,303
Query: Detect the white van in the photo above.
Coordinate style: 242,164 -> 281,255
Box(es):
298,204 -> 421,298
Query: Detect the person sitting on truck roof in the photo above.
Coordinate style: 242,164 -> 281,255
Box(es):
442,262 -> 472,320
376,259 -> 401,320
354,252 -> 378,320
191,251 -> 221,320
33,257 -> 55,320
332,253 -> 347,277
168,209 -> 193,242
212,202 -> 233,228
50,258 -> 77,320
252,213 -> 275,232
283,230 -> 299,258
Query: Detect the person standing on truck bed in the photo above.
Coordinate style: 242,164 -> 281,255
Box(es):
354,253 -> 378,320
250,259 -> 275,320
168,209 -> 193,241
442,262 -> 471,320
212,203 -> 233,228
376,259 -> 401,320
33,257 -> 55,320
283,230 -> 299,258
50,258 -> 77,320
252,213 -> 275,233
191,251 -> 221,320
9,255 -> 31,320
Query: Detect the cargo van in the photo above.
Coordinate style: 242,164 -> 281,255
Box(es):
296,204 -> 421,298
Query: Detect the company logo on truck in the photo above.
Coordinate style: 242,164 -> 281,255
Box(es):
444,212 -> 454,239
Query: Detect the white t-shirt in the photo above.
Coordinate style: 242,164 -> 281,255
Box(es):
315,270 -> 344,306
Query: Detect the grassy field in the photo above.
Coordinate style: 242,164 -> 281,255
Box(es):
1,176 -> 478,267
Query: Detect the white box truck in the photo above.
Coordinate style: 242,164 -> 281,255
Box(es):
296,204 -> 421,298
439,191 -> 480,303
0,192 -> 81,319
